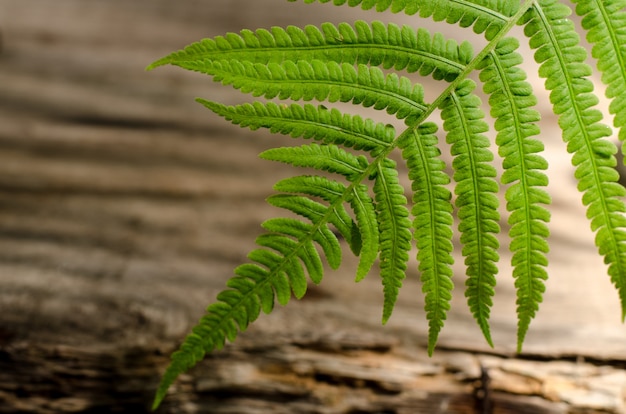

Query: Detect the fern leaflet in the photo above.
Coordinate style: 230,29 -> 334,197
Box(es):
440,79 -> 501,347
373,158 -> 413,323
572,0 -> 626,143
147,21 -> 473,82
295,0 -> 518,39
199,100 -> 394,153
195,60 -> 429,125
478,37 -> 551,350
399,123 -> 454,355
522,0 -> 626,319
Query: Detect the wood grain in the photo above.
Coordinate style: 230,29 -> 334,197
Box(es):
1,1 -> 625,412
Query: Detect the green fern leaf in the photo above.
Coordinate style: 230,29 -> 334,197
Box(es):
147,21 -> 472,82
267,194 -> 333,230
522,1 -> 626,321
572,0 -> 626,143
478,37 -> 551,351
373,158 -> 412,324
262,143 -> 368,178
440,79 -> 500,347
200,100 -> 394,153
198,59 -> 429,125
295,0 -> 518,40
399,123 -> 454,355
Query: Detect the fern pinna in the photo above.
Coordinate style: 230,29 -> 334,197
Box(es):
148,0 -> 626,408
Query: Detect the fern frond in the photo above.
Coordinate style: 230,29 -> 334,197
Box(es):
373,158 -> 412,324
200,100 -> 394,154
149,0 -> 626,408
399,123 -> 454,355
200,59 -> 428,125
478,37 -> 550,351
523,1 -> 626,320
294,0 -> 518,39
440,79 -> 500,346
572,0 -> 626,143
147,21 -> 473,82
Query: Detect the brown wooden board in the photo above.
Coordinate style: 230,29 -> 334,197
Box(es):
1,1 -> 625,412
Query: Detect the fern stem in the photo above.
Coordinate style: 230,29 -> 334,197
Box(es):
398,0 -> 537,135
403,126 -> 454,355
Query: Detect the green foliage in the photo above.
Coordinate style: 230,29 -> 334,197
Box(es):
441,79 -> 502,347
147,0 -> 626,408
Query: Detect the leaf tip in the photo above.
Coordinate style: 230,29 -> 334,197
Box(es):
381,310 -> 391,326
146,57 -> 171,72
427,343 -> 435,357
516,330 -> 527,354
151,387 -> 167,411
480,324 -> 494,348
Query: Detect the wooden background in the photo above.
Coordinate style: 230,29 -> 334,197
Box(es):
1,1 -> 626,413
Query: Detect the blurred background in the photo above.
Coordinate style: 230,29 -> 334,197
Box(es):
1,1 -> 626,413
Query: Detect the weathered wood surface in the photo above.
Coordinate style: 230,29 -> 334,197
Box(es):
1,1 -> 626,413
